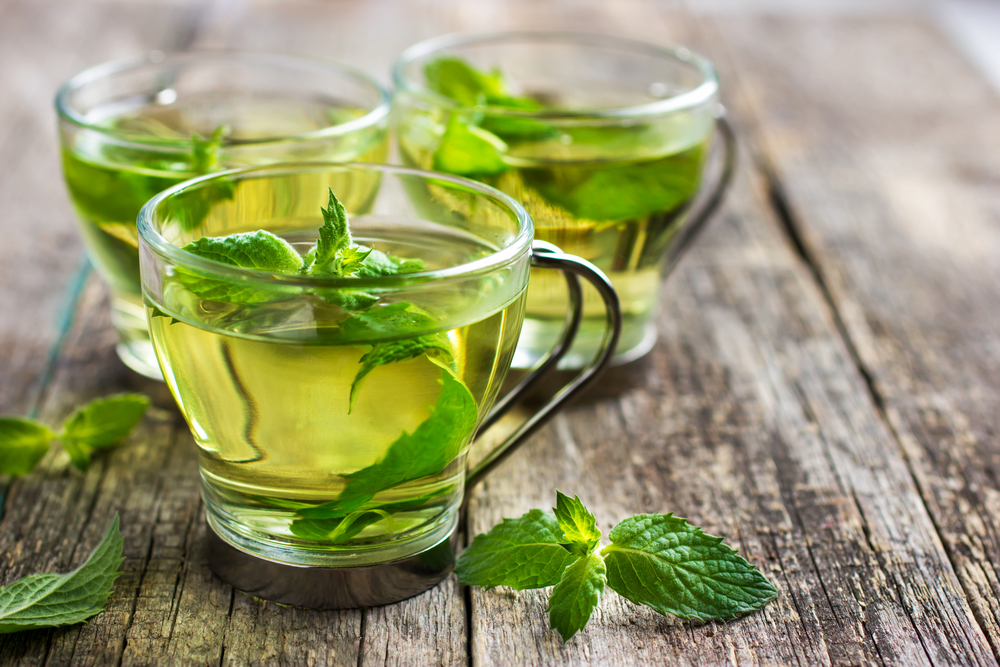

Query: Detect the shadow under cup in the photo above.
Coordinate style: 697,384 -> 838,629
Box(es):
393,31 -> 732,368
138,163 -> 535,569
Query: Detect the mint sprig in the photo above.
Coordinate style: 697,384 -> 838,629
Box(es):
456,492 -> 777,642
0,394 -> 150,475
0,515 -> 124,634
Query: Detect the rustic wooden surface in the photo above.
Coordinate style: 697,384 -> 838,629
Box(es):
1,1 -> 998,665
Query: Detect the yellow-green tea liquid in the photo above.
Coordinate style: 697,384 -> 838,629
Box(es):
148,231 -> 525,566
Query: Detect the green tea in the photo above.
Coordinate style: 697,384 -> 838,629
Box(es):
395,57 -> 713,367
148,226 -> 526,566
62,95 -> 388,376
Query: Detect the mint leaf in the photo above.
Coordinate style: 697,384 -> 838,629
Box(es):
602,513 -> 777,622
60,394 -> 150,450
548,552 -> 606,642
323,363 -> 477,514
191,125 -> 228,174
0,514 -> 124,634
183,231 -> 304,273
0,418 -> 55,476
310,188 -> 352,274
289,510 -> 388,543
178,231 -> 304,303
553,491 -> 601,555
350,333 -> 454,411
339,302 -> 439,341
456,509 -> 578,590
316,288 -> 380,312
524,141 -> 704,223
335,246 -> 373,277
433,115 -> 509,177
356,248 -> 426,277
425,56 -> 507,106
62,440 -> 93,473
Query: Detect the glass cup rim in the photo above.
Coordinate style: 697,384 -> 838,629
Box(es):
391,30 -> 720,121
137,161 -> 535,290
55,50 -> 391,150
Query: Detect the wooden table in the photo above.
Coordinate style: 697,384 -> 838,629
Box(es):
2,1 -> 999,664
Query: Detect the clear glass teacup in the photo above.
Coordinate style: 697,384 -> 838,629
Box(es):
138,162 -> 620,607
57,52 -> 390,379
393,31 -> 735,369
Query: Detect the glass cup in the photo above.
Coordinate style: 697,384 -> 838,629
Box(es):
57,52 -> 390,379
138,163 -> 620,607
393,31 -> 735,369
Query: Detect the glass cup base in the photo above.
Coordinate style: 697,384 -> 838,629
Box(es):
205,500 -> 460,569
513,316 -> 656,370
206,519 -> 457,609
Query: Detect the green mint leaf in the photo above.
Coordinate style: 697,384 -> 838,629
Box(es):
433,116 -> 509,177
178,231 -> 304,303
602,513 -> 777,622
424,56 -> 507,106
183,231 -> 304,273
0,514 -> 124,634
289,510 -> 388,543
335,246 -> 373,277
0,418 -> 55,476
553,491 -> 601,555
296,485 -> 453,522
316,288 -> 380,312
525,142 -> 704,223
310,188 -> 352,274
62,440 -> 92,473
339,302 -> 439,341
323,363 -> 477,514
356,248 -> 426,277
191,125 -> 228,174
60,394 -> 150,451
456,509 -> 578,590
548,552 -> 607,642
350,333 -> 454,412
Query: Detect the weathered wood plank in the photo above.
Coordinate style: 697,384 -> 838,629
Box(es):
705,10 -> 1000,661
1,1 -> 998,666
0,0 -> 182,418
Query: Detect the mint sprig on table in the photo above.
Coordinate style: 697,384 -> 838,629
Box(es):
457,492 -> 777,642
0,394 -> 150,474
0,515 -> 124,634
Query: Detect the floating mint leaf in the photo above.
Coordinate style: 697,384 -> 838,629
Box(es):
356,248 -> 426,277
339,302 -> 439,341
183,231 -> 304,273
0,418 -> 55,476
350,333 -> 455,412
433,116 -> 509,177
0,515 -> 124,634
548,552 -> 606,642
456,509 -> 578,590
330,362 -> 476,511
553,491 -> 601,556
602,513 -> 777,622
178,230 -> 304,303
191,125 -> 228,174
335,246 -> 374,277
424,56 -> 507,106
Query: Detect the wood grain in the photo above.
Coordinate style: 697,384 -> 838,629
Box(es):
706,10 -> 1000,662
0,1 -> 998,665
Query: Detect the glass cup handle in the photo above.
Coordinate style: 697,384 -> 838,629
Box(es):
464,243 -> 623,492
663,106 -> 737,277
